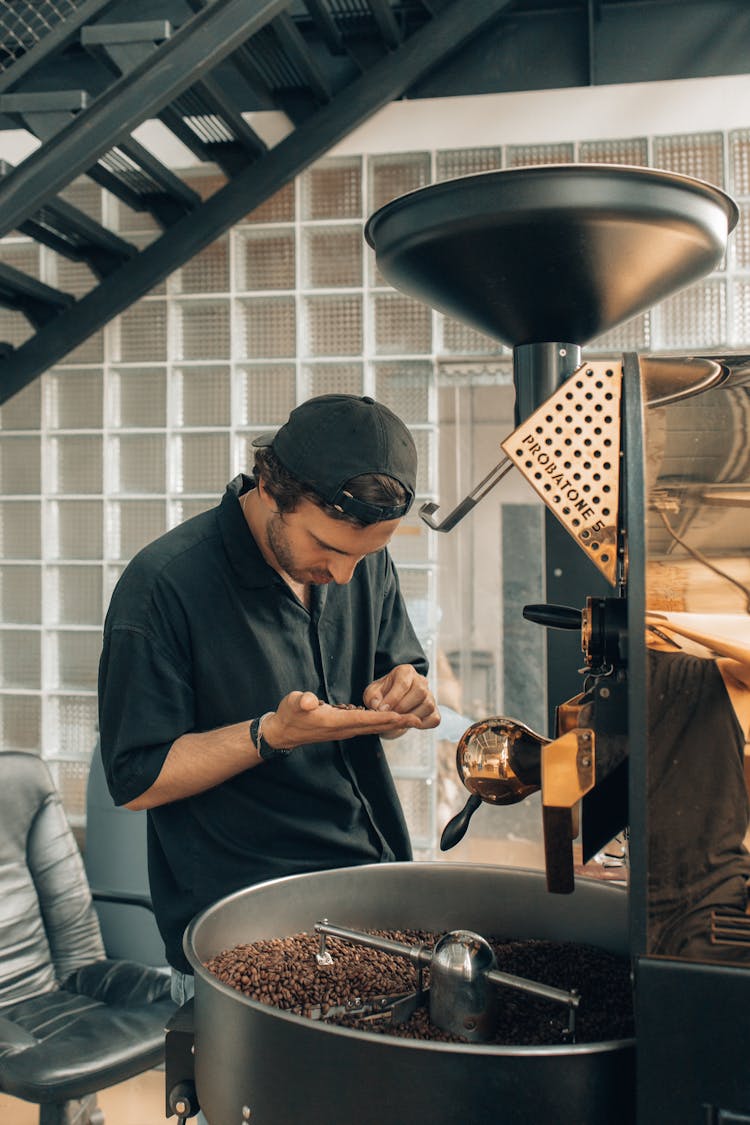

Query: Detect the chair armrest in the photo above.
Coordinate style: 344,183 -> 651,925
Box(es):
91,886 -> 154,912
63,958 -> 171,1005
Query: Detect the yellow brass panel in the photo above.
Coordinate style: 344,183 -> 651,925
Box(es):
541,729 -> 596,809
501,360 -> 623,586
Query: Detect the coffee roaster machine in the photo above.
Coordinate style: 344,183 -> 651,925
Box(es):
166,165 -> 750,1124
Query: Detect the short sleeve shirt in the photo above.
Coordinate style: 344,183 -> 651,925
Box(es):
98,475 -> 428,971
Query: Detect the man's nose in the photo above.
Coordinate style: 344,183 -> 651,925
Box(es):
328,556 -> 359,584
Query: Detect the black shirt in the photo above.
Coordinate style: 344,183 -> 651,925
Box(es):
98,475 -> 428,972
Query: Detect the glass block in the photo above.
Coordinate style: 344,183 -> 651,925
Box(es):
398,566 -> 434,637
730,202 -> 750,270
655,279 -> 727,349
130,232 -> 167,295
586,311 -> 650,354
0,308 -> 34,347
0,629 -> 41,688
373,292 -> 432,355
174,297 -> 230,357
730,130 -> 750,195
174,432 -> 231,494
0,239 -> 40,278
111,434 -> 166,493
60,177 -> 103,223
579,138 -> 649,166
174,236 -> 229,294
244,182 -> 295,224
108,500 -> 167,560
113,300 -> 167,362
238,296 -> 296,358
0,435 -> 40,493
506,143 -> 575,166
46,565 -> 103,625
47,695 -> 99,757
302,362 -> 363,399
385,727 -> 434,771
0,693 -> 40,750
174,365 -> 231,427
440,315 -> 503,356
46,369 -> 103,429
114,197 -> 161,236
369,153 -> 430,213
50,501 -> 103,559
301,156 -> 362,220
181,169 -> 228,200
388,509 -> 433,565
48,758 -> 90,819
367,243 -> 388,289
65,328 -> 104,364
235,228 -> 295,290
412,428 -> 433,495
48,630 -> 100,691
373,361 -> 432,423
0,565 -> 41,624
652,132 -> 724,189
303,294 -> 362,356
49,435 -> 103,494
0,379 -> 40,430
50,252 -> 97,299
171,497 -> 216,524
110,367 -> 167,428
301,226 -> 362,289
393,774 -> 434,846
436,147 -> 502,181
238,364 -> 296,425
0,501 -> 41,559
729,278 -> 750,346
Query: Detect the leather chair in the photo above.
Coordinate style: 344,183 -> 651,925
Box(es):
0,751 -> 176,1125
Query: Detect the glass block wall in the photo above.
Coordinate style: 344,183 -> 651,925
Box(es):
0,125 -> 747,854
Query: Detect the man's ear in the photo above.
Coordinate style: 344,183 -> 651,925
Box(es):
256,476 -> 279,512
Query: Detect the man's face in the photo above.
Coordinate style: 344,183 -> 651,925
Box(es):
265,496 -> 400,586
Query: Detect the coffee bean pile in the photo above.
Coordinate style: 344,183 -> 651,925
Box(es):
204,929 -> 634,1046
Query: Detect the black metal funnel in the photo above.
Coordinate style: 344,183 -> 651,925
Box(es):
364,164 -> 737,350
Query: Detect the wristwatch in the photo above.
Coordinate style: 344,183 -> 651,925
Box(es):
250,712 -> 292,761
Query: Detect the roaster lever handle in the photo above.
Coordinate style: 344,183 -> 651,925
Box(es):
419,456 -> 515,532
523,603 -> 582,630
440,793 -> 482,851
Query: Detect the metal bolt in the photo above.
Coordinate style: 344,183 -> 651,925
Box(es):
599,686 -> 610,699
581,757 -> 591,767
175,1101 -> 188,1115
463,1017 -> 476,1030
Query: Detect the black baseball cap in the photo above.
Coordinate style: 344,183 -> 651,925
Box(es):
252,394 -> 417,524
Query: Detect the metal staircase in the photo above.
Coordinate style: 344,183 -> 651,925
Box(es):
0,0 -> 513,403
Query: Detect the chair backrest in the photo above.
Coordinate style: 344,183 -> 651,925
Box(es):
85,739 -> 167,966
0,751 -> 105,1010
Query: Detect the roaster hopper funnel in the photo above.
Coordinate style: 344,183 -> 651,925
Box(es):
364,164 -> 737,348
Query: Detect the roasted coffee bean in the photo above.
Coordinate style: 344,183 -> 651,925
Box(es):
204,928 -> 634,1045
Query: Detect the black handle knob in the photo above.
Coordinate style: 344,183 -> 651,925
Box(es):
440,793 -> 482,851
523,603 -> 582,630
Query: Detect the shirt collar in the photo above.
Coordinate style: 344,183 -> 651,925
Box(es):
219,474 -> 279,590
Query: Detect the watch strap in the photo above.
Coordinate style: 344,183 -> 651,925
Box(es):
253,711 -> 292,761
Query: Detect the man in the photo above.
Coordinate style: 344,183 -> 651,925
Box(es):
98,394 -> 440,1000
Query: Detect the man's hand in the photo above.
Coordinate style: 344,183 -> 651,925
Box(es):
261,689 -> 422,750
363,665 -> 441,729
